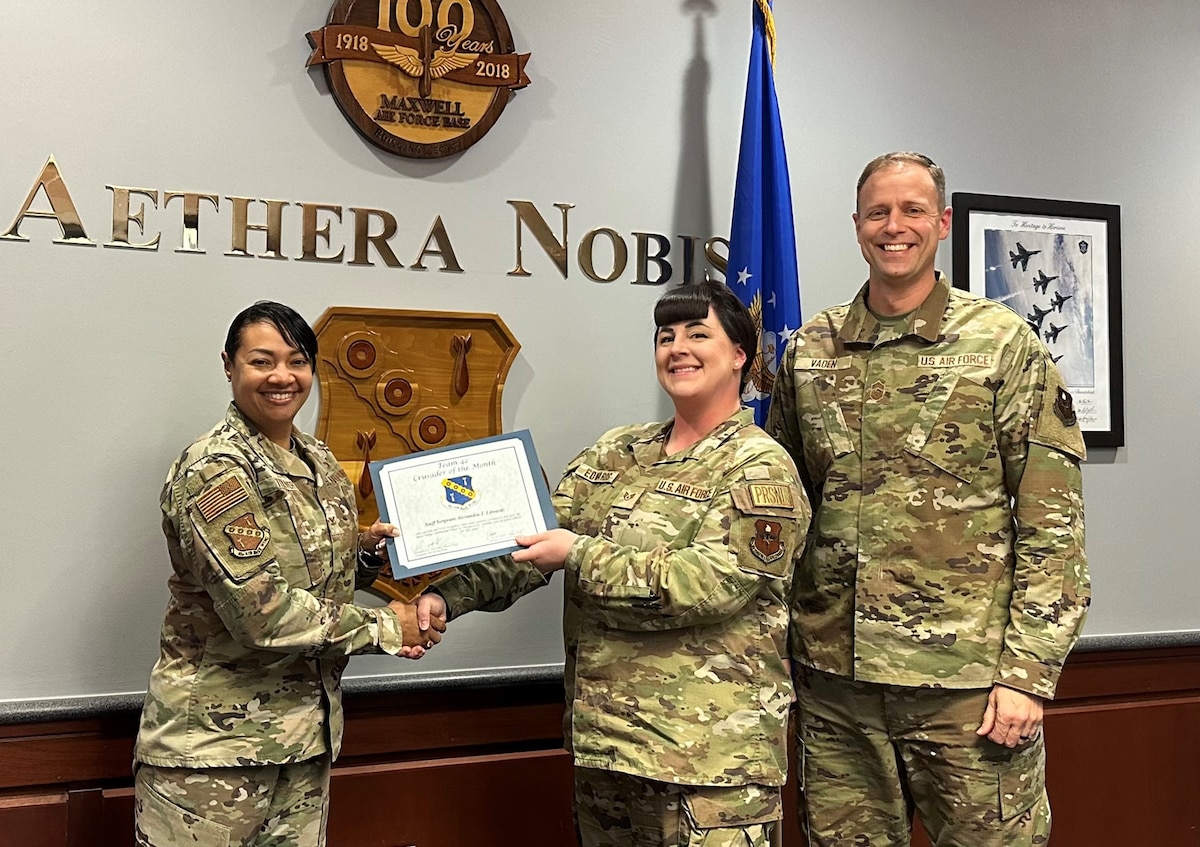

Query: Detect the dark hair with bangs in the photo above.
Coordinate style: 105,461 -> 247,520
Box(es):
653,280 -> 758,391
224,301 -> 319,372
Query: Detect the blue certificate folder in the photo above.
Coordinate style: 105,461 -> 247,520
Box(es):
368,429 -> 558,577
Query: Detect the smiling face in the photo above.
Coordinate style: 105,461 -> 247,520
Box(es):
853,162 -> 952,298
654,306 -> 747,412
222,321 -> 313,446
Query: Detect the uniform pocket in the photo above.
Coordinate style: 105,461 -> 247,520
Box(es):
998,739 -> 1046,821
1021,560 -> 1066,631
791,370 -> 856,480
260,476 -> 331,590
682,784 -> 781,830
905,372 -> 994,484
135,772 -> 231,847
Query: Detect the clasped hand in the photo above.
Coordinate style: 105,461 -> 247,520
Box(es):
403,530 -> 577,660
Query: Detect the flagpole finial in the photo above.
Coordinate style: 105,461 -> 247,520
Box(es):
755,0 -> 777,68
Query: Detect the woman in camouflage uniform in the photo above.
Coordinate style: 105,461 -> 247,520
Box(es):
419,281 -> 811,847
133,301 -> 442,847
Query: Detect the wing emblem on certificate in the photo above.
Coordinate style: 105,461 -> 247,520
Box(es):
312,308 -> 520,601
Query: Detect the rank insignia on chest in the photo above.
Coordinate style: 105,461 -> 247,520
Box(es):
224,513 -> 270,558
868,380 -> 888,402
750,519 -> 785,564
1054,387 -> 1078,427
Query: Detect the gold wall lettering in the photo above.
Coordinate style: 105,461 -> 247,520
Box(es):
0,157 -> 730,282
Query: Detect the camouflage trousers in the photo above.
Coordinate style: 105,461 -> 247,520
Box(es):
134,756 -> 331,847
794,669 -> 1050,847
574,767 -> 780,847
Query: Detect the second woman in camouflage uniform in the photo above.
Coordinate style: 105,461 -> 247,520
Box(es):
418,281 -> 811,847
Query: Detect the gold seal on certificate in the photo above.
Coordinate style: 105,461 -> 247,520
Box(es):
369,430 -> 556,577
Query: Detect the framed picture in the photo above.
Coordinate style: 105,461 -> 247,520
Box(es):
951,192 -> 1124,448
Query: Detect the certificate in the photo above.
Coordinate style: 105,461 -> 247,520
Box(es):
369,430 -> 557,577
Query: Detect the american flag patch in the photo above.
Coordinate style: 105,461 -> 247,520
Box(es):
196,477 -> 249,521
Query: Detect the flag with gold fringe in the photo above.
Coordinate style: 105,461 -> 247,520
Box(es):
728,0 -> 801,425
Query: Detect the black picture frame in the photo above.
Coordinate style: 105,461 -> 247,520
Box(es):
951,192 -> 1124,449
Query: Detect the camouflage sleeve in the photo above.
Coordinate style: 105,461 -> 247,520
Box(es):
433,447 -> 588,619
766,339 -> 806,477
354,549 -> 386,590
995,339 -> 1090,699
177,456 -> 403,657
435,554 -> 549,619
564,457 -> 807,632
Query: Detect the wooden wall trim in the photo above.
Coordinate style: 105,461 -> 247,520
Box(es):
0,648 -> 1196,847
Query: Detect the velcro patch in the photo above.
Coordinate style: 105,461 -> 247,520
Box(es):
743,466 -> 771,481
795,357 -> 848,370
224,512 -> 270,558
1032,361 -> 1086,461
748,483 -> 794,509
917,353 -> 995,368
576,464 -> 619,484
750,519 -> 785,564
196,477 -> 249,521
655,479 -> 714,501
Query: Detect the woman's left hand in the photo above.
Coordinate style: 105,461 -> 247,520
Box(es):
361,520 -> 399,560
512,529 -> 578,574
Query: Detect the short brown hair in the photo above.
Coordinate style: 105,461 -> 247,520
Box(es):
856,152 -> 945,210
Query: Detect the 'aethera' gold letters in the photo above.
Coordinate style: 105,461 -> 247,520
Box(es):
2,157 -> 728,282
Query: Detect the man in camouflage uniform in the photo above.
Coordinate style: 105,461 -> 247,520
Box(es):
135,303 -> 439,846
766,153 -> 1089,846
419,281 -> 811,846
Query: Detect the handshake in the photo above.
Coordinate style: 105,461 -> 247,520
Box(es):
385,594 -> 449,660
369,525 -> 582,660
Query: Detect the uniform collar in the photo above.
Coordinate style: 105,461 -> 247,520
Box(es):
224,402 -> 315,481
838,271 -> 951,347
629,407 -> 754,467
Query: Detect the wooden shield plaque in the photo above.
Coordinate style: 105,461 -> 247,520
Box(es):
312,307 -> 520,601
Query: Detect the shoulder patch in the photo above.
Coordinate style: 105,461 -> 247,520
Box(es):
742,466 -> 772,481
750,519 -> 786,565
223,512 -> 270,558
1054,387 -> 1077,427
195,476 -> 249,521
1032,361 -> 1086,460
575,463 -> 619,484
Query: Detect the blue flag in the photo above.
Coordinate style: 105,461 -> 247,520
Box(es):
728,0 -> 801,426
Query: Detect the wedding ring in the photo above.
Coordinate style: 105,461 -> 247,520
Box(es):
424,640 -> 434,649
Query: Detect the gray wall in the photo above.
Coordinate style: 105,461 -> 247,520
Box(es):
0,1 -> 1195,704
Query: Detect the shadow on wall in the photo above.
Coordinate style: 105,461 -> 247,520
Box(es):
672,0 -> 716,269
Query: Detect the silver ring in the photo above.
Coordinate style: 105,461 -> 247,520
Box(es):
424,640 -> 433,649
